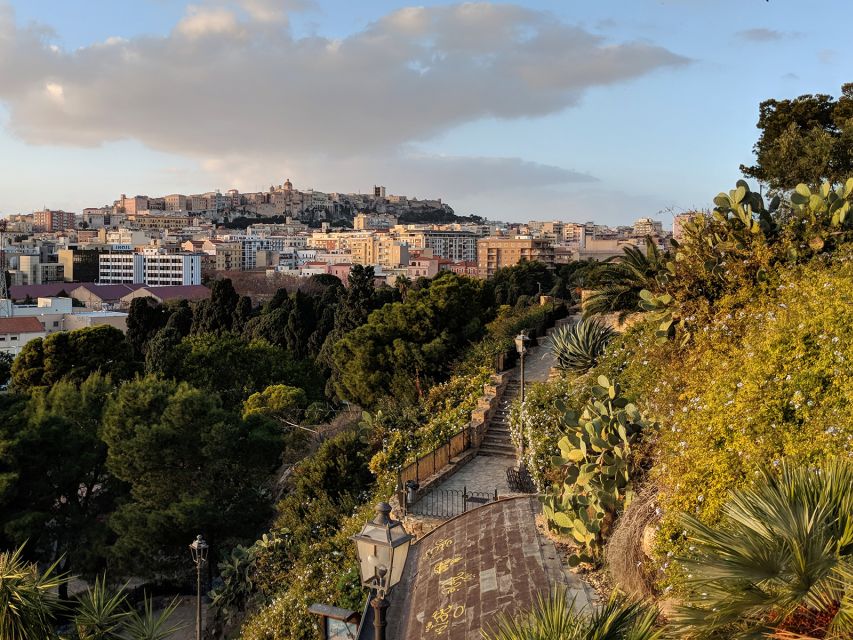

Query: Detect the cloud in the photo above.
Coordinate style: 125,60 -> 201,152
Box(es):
782,72 -> 799,81
0,2 -> 685,215
0,2 -> 686,154
818,49 -> 836,64
736,28 -> 789,42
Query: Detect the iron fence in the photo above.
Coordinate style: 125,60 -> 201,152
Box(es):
407,486 -> 498,518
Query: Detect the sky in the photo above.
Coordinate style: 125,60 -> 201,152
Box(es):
0,0 -> 850,226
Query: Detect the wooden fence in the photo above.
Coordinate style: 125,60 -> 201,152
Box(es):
398,425 -> 473,487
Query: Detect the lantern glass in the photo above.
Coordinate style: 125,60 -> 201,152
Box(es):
351,503 -> 412,593
514,333 -> 529,355
189,535 -> 208,564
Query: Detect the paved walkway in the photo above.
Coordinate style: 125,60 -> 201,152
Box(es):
386,497 -> 596,640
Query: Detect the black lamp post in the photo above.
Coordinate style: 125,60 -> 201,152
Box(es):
351,503 -> 412,640
514,332 -> 530,469
514,332 -> 530,404
189,534 -> 208,640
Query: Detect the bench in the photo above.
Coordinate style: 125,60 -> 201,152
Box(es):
506,466 -> 536,493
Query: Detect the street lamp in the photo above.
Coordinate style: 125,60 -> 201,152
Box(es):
351,503 -> 413,640
514,332 -> 531,470
189,534 -> 208,640
514,332 -> 530,404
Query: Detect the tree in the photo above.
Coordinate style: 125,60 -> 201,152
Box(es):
672,457 -> 853,639
125,298 -> 168,358
331,272 -> 486,407
243,384 -> 307,425
11,325 -> 135,392
170,333 -> 312,405
0,375 -> 119,592
0,351 -> 12,385
741,83 -> 853,190
486,261 -> 554,307
582,237 -> 667,320
0,545 -> 66,639
191,279 -> 239,334
102,376 -> 281,576
483,589 -> 661,640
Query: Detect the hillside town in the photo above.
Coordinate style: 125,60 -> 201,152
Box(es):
0,179 -> 684,356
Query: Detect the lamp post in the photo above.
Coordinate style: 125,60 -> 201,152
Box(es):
514,332 -> 530,469
514,332 -> 530,404
352,503 -> 413,640
189,534 -> 208,640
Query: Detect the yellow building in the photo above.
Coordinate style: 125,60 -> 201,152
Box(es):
476,237 -> 554,278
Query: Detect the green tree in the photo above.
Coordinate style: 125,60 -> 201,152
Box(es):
102,376 -> 281,576
0,351 -> 12,385
125,298 -> 168,358
243,384 -> 307,425
191,279 -> 239,334
487,261 -> 554,307
331,272 -> 485,407
0,375 -> 119,590
672,457 -> 853,639
741,83 -> 853,190
172,333 -> 312,405
11,325 -> 135,392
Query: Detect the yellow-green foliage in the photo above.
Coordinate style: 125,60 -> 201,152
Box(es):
239,502 -> 374,640
652,254 -> 853,538
526,249 -> 853,588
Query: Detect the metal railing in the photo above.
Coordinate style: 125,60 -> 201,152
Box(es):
408,487 -> 498,518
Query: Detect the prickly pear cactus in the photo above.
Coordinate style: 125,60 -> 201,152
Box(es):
542,375 -> 648,566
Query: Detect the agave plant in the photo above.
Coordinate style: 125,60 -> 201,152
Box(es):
75,575 -> 130,640
482,589 -> 662,640
672,457 -> 853,639
550,318 -> 615,374
121,594 -> 186,640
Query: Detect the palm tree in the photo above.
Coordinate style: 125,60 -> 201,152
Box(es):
583,238 -> 667,321
672,457 -> 853,639
75,575 -> 130,640
121,594 -> 186,640
482,589 -> 662,640
0,545 -> 66,639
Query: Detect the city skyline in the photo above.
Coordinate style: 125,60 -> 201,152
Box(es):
0,0 -> 850,224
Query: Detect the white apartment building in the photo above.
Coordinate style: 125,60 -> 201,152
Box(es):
99,251 -> 202,286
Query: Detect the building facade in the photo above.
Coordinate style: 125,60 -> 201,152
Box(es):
476,237 -> 555,278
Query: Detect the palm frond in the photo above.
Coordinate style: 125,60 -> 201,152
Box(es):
672,457 -> 853,640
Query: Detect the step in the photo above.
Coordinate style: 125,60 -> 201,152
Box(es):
482,436 -> 513,446
478,445 -> 517,458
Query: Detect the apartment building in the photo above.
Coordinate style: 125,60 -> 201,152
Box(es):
394,229 -> 479,262
633,217 -> 664,237
99,250 -> 202,285
476,237 -> 555,278
33,209 -> 76,232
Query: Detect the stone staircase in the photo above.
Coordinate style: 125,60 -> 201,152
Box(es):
479,380 -> 519,458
